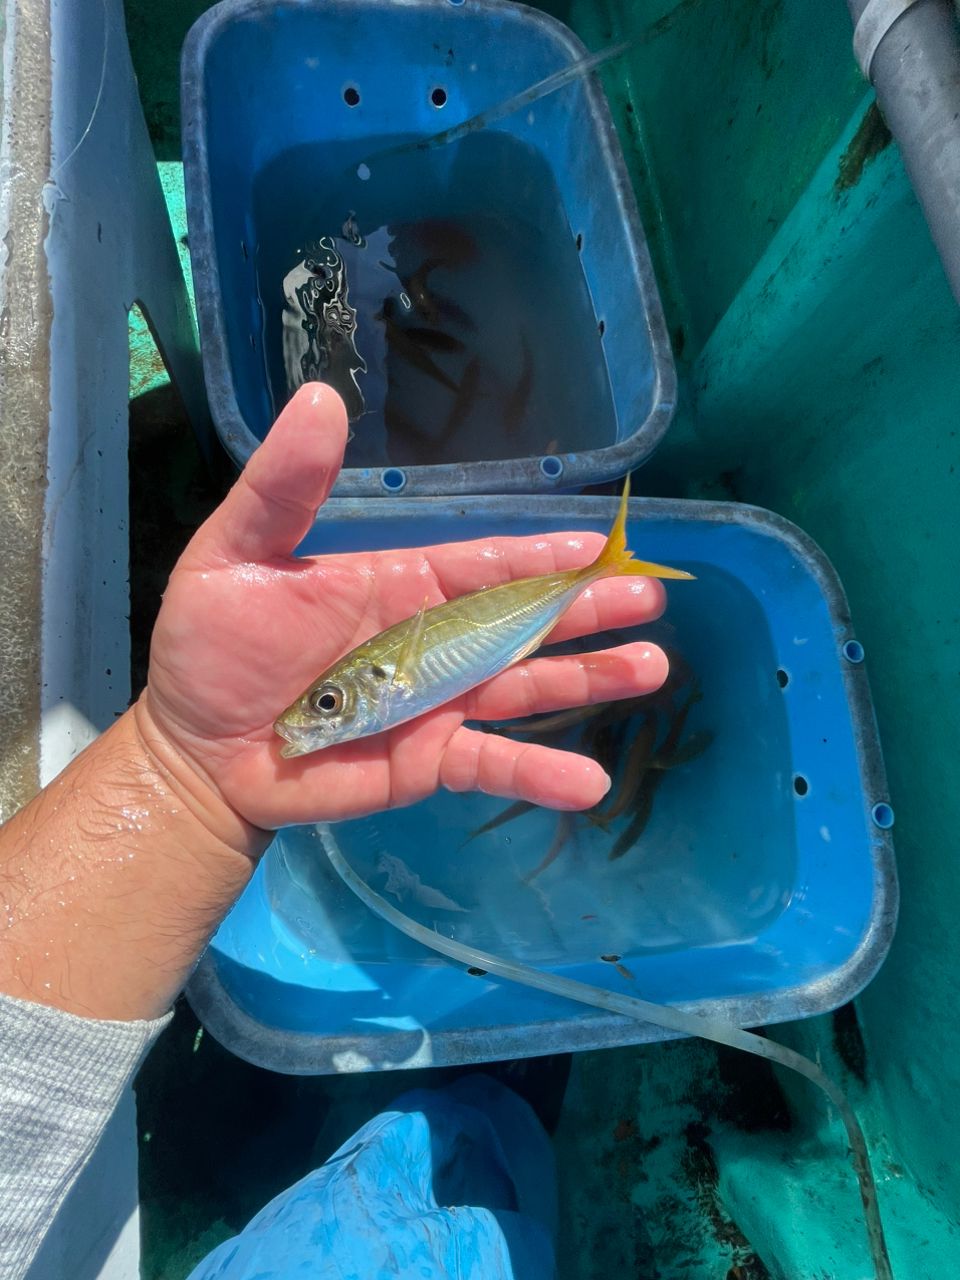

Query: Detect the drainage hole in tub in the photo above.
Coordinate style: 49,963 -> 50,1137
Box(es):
872,802 -> 895,830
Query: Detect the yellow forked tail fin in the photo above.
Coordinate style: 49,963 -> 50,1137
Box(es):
592,476 -> 695,580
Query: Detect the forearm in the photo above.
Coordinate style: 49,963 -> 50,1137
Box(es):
0,698 -> 269,1022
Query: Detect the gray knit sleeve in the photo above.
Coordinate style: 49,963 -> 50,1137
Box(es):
0,991 -> 172,1278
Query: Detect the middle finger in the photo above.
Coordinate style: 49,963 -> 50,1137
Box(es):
464,641 -> 669,723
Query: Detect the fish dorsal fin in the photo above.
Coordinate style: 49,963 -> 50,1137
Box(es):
392,597 -> 430,689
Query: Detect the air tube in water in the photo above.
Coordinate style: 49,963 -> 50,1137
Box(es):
356,40 -> 633,173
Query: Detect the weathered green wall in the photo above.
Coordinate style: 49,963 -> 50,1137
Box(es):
591,0 -> 960,1245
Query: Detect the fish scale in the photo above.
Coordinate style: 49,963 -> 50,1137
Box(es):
407,579 -> 586,702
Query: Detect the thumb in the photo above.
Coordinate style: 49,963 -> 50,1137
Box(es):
193,383 -> 349,563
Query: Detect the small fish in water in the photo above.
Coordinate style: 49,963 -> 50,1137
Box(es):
606,691 -> 714,860
508,701 -> 616,737
281,236 -> 366,422
399,326 -> 466,355
403,257 -> 477,333
523,812 -> 576,883
607,781 -> 656,862
401,219 -> 480,268
459,797 -> 535,849
591,711 -> 659,827
503,337 -> 534,435
274,479 -> 694,756
442,355 -> 482,441
510,694 -> 646,739
460,698 -> 624,848
378,853 -> 468,912
583,718 -> 630,783
379,296 -> 461,393
405,257 -> 445,321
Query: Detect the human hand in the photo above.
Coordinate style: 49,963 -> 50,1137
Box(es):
140,384 -> 669,839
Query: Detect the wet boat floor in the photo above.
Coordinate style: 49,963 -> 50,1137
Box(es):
133,1001 -> 781,1280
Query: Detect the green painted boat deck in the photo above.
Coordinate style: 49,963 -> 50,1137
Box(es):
123,1 -> 960,1275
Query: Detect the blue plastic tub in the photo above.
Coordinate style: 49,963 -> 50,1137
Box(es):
187,497 -> 897,1074
181,0 -> 675,496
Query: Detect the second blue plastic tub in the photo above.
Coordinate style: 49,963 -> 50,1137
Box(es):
187,496 -> 897,1074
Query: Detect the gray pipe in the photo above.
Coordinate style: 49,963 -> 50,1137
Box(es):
847,0 -> 960,305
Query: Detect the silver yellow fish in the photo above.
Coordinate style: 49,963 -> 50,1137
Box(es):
273,480 -> 694,757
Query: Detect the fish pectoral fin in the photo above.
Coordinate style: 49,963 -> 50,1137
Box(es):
392,597 -> 430,689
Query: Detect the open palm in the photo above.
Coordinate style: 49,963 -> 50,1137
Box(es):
143,385 -> 669,832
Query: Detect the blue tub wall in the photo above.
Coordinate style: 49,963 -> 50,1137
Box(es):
192,499 -> 895,1072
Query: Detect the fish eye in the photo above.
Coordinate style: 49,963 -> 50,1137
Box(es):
310,685 -> 343,715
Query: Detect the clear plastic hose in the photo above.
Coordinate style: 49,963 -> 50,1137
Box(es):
357,40 -> 633,171
325,837 -> 893,1280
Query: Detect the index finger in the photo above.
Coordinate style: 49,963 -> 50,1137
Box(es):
424,528 -> 606,592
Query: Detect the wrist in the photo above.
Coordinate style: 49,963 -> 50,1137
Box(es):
0,706 -> 269,1021
132,693 -> 271,861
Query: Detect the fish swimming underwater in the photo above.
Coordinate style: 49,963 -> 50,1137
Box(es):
274,480 -> 694,757
402,255 -> 476,333
378,295 -> 461,393
606,689 -> 714,861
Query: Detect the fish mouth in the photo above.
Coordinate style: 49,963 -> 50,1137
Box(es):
274,719 -> 309,759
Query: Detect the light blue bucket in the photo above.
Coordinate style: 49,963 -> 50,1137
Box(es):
188,497 -> 897,1074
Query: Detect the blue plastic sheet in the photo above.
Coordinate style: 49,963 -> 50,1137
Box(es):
187,1076 -> 557,1279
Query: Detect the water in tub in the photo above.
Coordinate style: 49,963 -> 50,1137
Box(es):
266,579 -> 798,973
253,131 -> 617,469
